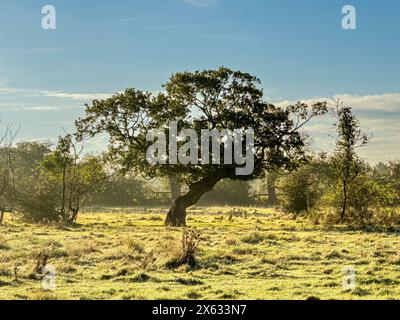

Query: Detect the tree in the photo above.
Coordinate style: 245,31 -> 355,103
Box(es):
331,100 -> 368,222
19,135 -> 106,224
76,67 -> 327,226
13,141 -> 52,176
0,125 -> 18,224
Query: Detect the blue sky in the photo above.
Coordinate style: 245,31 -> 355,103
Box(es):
0,0 -> 399,162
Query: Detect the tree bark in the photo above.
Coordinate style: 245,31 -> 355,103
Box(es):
165,175 -> 223,227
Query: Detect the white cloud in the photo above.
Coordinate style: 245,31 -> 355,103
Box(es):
337,93 -> 400,112
41,91 -> 115,101
0,103 -> 84,112
0,85 -> 115,101
180,0 -> 217,7
273,93 -> 400,113
21,106 -> 61,111
0,86 -> 25,95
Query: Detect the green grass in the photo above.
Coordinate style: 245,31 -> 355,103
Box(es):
0,207 -> 399,300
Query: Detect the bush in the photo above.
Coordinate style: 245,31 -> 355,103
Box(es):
344,175 -> 383,227
372,207 -> 400,229
280,167 -> 321,215
18,187 -> 61,223
280,156 -> 400,229
166,228 -> 200,269
315,174 -> 398,228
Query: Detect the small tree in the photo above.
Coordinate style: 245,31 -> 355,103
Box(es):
0,125 -> 17,224
20,135 -> 106,224
331,100 -> 368,222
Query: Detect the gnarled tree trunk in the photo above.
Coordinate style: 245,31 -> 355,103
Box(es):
165,175 -> 223,227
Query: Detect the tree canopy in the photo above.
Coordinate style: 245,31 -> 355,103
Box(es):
76,67 -> 327,226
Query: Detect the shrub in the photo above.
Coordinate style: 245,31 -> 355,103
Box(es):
373,207 -> 400,229
308,205 -> 338,226
166,228 -> 200,269
316,174 -> 398,228
18,187 -> 61,223
280,166 -> 322,215
140,251 -> 157,270
329,175 -> 392,227
344,175 -> 383,227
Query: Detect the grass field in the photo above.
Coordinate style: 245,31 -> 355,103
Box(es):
0,207 -> 399,300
